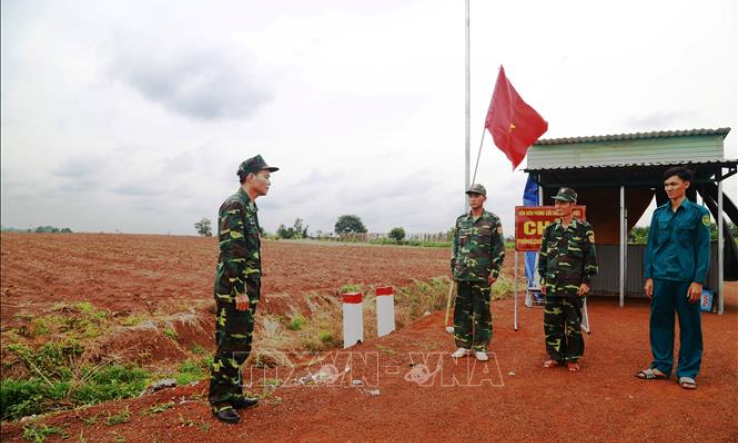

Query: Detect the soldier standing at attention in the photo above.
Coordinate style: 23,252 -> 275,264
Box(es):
538,187 -> 598,372
450,184 -> 506,362
637,167 -> 710,390
209,155 -> 278,424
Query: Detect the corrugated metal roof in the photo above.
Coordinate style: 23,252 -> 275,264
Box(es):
534,128 -> 731,146
525,158 -> 738,172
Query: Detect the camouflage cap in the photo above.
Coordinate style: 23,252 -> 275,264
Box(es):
465,183 -> 487,196
552,187 -> 577,203
237,154 -> 279,178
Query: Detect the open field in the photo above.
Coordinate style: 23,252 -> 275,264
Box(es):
1,233 -> 459,326
1,233 -> 737,442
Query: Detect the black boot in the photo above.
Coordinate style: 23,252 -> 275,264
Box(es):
232,397 -> 259,409
213,405 -> 241,424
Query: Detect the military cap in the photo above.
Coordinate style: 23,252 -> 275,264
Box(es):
552,187 -> 577,203
465,183 -> 487,196
237,154 -> 279,178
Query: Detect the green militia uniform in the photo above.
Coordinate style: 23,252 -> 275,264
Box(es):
209,188 -> 263,410
451,210 -> 505,351
537,217 -> 598,363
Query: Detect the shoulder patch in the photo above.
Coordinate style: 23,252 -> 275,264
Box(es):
702,214 -> 710,227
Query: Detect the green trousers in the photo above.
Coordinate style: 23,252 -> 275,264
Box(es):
453,281 -> 492,351
208,278 -> 260,409
543,296 -> 583,363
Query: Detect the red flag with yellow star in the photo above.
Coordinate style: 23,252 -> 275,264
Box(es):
485,66 -> 548,170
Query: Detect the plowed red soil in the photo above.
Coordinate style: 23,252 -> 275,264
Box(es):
0,234 -> 453,327
1,234 -> 737,442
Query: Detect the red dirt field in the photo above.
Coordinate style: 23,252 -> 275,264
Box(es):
1,234 -> 737,442
0,234 -> 454,327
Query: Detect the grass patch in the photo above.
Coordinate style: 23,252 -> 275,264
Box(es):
163,327 -> 178,340
22,424 -> 68,442
287,314 -> 307,331
172,357 -> 211,386
142,401 -> 174,416
106,405 -> 131,426
0,359 -> 150,421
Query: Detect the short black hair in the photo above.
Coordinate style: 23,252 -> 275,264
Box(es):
663,166 -> 693,182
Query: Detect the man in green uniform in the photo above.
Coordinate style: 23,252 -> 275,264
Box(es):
450,184 -> 506,362
538,187 -> 598,372
637,166 -> 710,390
209,154 -> 278,424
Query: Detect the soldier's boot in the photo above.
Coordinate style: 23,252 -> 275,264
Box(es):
232,397 -> 259,409
213,404 -> 241,424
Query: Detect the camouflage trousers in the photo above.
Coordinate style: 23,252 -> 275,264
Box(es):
208,278 -> 260,409
543,296 -> 584,363
453,281 -> 492,351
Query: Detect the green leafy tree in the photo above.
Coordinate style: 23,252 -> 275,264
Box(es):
628,226 -> 649,244
194,218 -> 213,237
388,227 -> 406,243
335,215 -> 368,235
277,224 -> 296,239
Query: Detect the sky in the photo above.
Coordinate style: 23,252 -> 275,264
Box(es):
1,0 -> 737,236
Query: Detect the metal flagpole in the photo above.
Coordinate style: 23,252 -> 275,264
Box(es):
464,0 -> 470,209
471,128 -> 486,184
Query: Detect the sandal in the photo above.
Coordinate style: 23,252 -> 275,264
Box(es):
543,360 -> 561,369
636,368 -> 668,380
567,362 -> 580,372
678,377 -> 697,390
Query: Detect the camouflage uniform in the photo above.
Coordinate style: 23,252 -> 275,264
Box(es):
451,187 -> 505,351
209,156 -> 276,412
537,203 -> 598,363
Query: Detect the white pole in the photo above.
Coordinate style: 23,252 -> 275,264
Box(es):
619,185 -> 626,307
718,178 -> 724,315
376,287 -> 395,336
464,0 -> 470,211
342,292 -> 364,348
471,129 -> 486,185
538,184 -> 543,205
514,250 -> 519,331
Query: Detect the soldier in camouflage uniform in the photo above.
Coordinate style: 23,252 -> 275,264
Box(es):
209,154 -> 278,424
450,184 -> 506,362
537,187 -> 598,372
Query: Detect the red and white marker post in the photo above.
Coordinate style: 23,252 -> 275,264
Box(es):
342,291 -> 364,349
375,286 -> 395,337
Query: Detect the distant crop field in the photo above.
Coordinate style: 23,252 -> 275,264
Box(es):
0,233 -> 471,327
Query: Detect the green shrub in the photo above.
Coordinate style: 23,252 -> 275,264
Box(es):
288,314 -> 306,331
71,365 -> 149,405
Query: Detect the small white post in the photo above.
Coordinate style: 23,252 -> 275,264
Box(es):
376,286 -> 395,337
342,292 -> 364,348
